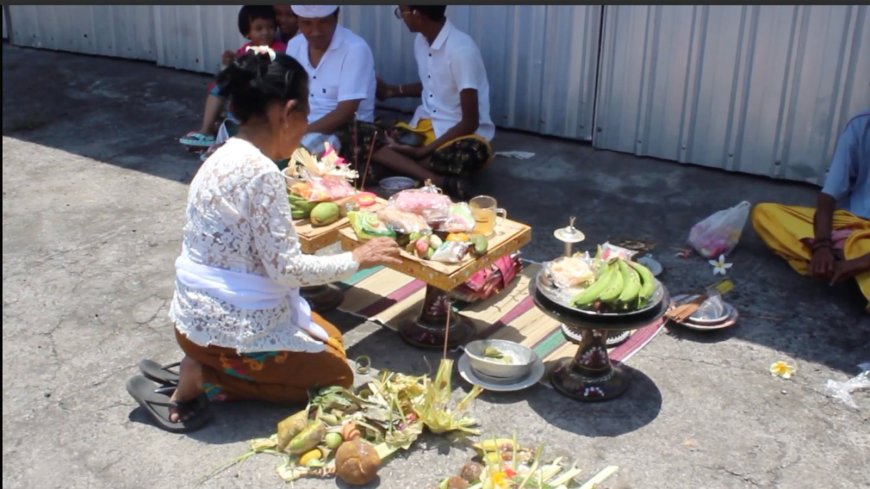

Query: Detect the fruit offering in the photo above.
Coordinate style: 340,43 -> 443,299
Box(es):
570,257 -> 657,312
347,187 -> 491,264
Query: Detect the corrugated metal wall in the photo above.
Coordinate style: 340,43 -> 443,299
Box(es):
7,5 -> 155,60
153,5 -> 245,73
341,5 -> 601,140
6,5 -> 868,183
595,5 -> 870,184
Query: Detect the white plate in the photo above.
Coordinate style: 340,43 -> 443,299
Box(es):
671,294 -> 733,324
458,352 -> 545,392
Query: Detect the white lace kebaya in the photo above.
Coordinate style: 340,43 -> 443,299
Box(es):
169,138 -> 359,353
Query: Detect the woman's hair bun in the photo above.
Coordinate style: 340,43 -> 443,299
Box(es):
214,51 -> 307,123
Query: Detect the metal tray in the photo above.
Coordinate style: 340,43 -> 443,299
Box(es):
536,267 -> 666,320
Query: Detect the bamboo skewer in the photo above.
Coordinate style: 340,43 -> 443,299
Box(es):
359,129 -> 379,191
442,305 -> 451,359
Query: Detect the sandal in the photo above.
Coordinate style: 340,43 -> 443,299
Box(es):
442,175 -> 470,201
126,375 -> 212,433
198,141 -> 225,162
179,131 -> 216,148
138,359 -> 180,386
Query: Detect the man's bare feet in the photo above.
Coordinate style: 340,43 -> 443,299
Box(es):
168,356 -> 204,423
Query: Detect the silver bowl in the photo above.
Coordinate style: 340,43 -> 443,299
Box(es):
463,339 -> 537,381
378,176 -> 416,196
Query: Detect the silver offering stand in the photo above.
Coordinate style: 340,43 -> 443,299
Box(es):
531,278 -> 668,401
552,218 -> 630,346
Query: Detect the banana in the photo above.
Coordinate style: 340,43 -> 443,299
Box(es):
598,260 -> 625,304
572,261 -> 618,307
617,258 -> 641,308
289,193 -> 317,220
628,260 -> 656,305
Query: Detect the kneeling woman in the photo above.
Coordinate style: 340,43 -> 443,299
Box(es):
127,47 -> 401,433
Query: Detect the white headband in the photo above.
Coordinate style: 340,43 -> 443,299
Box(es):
245,45 -> 276,61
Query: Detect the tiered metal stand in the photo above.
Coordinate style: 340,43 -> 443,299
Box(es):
531,278 -> 668,401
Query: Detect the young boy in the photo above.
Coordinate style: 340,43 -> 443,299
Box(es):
179,5 -> 288,150
274,4 -> 298,43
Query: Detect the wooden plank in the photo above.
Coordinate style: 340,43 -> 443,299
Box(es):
339,217 -> 532,291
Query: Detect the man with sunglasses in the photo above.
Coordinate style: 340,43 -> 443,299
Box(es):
373,5 -> 495,199
285,5 -> 377,159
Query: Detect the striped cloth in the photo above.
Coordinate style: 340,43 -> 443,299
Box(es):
337,262 -> 664,384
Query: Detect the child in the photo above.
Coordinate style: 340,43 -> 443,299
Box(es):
274,4 -> 298,43
179,5 -> 288,150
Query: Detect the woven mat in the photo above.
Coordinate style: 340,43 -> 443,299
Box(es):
337,262 -> 664,383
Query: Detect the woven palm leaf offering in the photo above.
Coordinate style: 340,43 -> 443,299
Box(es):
204,359 -> 484,485
433,435 -> 619,489
283,144 -> 377,226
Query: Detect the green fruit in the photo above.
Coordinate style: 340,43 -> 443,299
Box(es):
289,194 -> 317,219
324,432 -> 344,449
617,259 -> 641,308
309,202 -> 341,227
572,262 -> 617,307
287,420 -> 327,454
628,260 -> 656,304
470,235 -> 488,255
598,261 -> 625,304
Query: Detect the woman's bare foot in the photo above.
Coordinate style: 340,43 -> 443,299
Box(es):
168,356 -> 204,423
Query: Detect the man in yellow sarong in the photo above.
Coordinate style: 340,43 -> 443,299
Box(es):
751,110 -> 869,312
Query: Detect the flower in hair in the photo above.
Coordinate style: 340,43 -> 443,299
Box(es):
245,45 -> 276,61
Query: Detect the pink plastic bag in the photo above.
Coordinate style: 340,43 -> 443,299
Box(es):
688,201 -> 751,258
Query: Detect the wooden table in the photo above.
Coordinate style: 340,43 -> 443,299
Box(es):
339,217 -> 532,348
294,199 -> 387,311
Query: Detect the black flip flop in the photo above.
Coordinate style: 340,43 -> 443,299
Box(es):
138,359 -> 180,386
126,375 -> 212,433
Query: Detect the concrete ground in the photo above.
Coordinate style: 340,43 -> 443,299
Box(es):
3,44 -> 868,489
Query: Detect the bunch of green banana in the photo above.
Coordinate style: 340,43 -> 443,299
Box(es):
289,193 -> 317,220
571,258 -> 657,311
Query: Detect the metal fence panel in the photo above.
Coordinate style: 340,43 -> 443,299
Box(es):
153,5 -> 243,73
7,5 -> 155,61
595,5 -> 870,185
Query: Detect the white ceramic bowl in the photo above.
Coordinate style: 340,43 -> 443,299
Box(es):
463,339 -> 537,381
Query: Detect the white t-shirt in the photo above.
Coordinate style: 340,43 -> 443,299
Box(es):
286,24 -> 376,124
169,138 -> 359,353
410,19 -> 495,141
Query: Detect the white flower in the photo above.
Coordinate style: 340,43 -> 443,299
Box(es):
709,254 -> 732,275
245,45 -> 276,61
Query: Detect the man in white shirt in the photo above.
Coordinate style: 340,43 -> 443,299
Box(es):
286,5 -> 377,160
373,5 -> 495,199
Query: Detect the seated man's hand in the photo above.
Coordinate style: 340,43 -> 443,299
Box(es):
389,143 -> 430,160
809,246 -> 836,281
376,78 -> 394,101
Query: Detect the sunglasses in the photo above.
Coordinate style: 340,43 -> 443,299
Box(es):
393,7 -> 415,19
